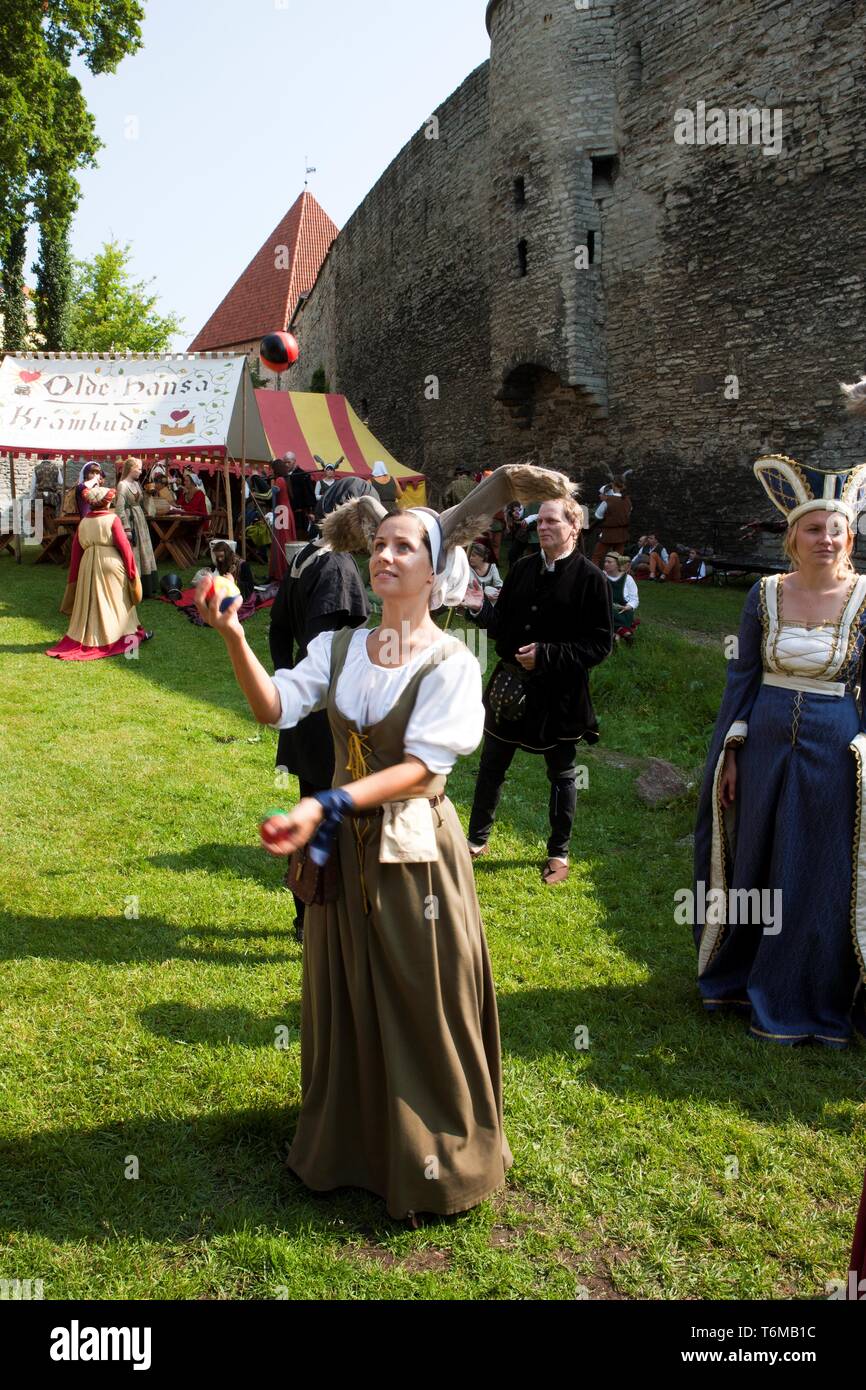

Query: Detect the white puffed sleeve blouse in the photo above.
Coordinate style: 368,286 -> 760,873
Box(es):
270,628 -> 484,774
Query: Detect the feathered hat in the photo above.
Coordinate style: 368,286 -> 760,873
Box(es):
320,462 -> 576,607
753,378 -> 866,527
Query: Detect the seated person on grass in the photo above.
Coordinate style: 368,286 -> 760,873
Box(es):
681,547 -> 708,582
630,534 -> 665,578
647,539 -> 680,582
468,541 -> 503,602
210,540 -> 255,601
603,552 -> 639,640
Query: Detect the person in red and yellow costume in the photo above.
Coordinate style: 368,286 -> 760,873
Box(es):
46,487 -> 152,660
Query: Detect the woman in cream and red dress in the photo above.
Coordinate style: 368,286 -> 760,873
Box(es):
46,487 -> 151,661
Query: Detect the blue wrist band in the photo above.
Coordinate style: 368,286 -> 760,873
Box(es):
308,788 -> 356,866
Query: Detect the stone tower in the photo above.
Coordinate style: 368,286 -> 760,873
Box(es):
486,0 -> 617,470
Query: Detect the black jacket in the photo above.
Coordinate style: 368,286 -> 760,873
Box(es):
269,544 -> 369,785
470,548 -> 613,748
288,467 -> 317,514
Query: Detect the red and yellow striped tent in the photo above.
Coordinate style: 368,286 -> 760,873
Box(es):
255,390 -> 426,506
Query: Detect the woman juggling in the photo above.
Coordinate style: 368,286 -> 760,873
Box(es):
693,386 -> 866,1047
196,465 -> 572,1220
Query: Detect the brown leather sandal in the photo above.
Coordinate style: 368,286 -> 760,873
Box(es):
541,859 -> 570,885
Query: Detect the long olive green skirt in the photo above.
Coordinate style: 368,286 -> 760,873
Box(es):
287,797 -> 513,1219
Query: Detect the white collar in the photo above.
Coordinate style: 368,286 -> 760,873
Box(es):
541,542 -> 576,573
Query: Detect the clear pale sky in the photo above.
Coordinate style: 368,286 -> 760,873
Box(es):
59,0 -> 492,350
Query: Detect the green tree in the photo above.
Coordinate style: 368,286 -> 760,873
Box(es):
1,223 -> 28,350
68,240 -> 182,351
249,357 -> 268,389
310,365 -> 330,393
34,222 -> 73,350
0,1 -> 144,264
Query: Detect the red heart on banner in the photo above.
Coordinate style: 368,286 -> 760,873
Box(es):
170,409 -> 189,422
19,370 -> 41,383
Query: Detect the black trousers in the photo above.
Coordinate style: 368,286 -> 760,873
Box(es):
468,734 -> 579,860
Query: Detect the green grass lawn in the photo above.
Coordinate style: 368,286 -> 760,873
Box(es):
0,556 -> 863,1300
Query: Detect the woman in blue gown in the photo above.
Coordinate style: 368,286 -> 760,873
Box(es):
693,449 -> 866,1047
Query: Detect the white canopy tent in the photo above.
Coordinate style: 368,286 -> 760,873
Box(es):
0,352 -> 270,547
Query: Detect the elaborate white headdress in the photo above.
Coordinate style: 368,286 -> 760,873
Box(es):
754,379 -> 866,527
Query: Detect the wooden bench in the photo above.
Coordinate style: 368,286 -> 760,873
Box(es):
700,554 -> 786,585
35,515 -> 79,565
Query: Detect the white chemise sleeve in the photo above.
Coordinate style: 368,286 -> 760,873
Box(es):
403,645 -> 485,774
269,630 -> 334,730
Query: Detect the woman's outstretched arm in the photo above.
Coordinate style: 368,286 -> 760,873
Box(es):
261,756 -> 435,856
224,625 -> 282,724
195,581 -> 282,724
344,756 -> 433,811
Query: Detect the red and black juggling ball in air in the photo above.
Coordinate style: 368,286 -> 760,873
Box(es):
260,331 -> 300,374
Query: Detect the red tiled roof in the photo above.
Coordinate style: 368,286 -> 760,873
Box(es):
188,191 -> 338,351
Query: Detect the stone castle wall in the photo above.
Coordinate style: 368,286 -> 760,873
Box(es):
287,0 -> 866,548
287,63 -> 492,498
597,0 -> 866,550
0,454 -> 35,502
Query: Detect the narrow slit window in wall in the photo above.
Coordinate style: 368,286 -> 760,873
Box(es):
591,155 -> 618,199
517,239 -> 528,276
587,230 -> 596,265
630,41 -> 643,88
514,176 -> 526,207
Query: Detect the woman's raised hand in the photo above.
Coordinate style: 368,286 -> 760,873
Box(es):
260,799 -> 325,857
194,576 -> 243,637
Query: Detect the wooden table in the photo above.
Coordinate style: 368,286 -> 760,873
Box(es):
35,516 -> 79,565
147,513 -> 204,569
0,520 -> 16,557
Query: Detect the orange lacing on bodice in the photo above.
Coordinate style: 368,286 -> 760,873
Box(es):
345,728 -> 373,914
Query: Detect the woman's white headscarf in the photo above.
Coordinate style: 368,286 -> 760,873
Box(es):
408,507 -> 471,609
184,469 -> 213,514
431,545 -> 471,609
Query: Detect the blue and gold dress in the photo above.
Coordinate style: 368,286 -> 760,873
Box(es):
693,573 -> 866,1046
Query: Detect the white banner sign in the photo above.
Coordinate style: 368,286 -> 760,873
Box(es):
0,355 -> 245,454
